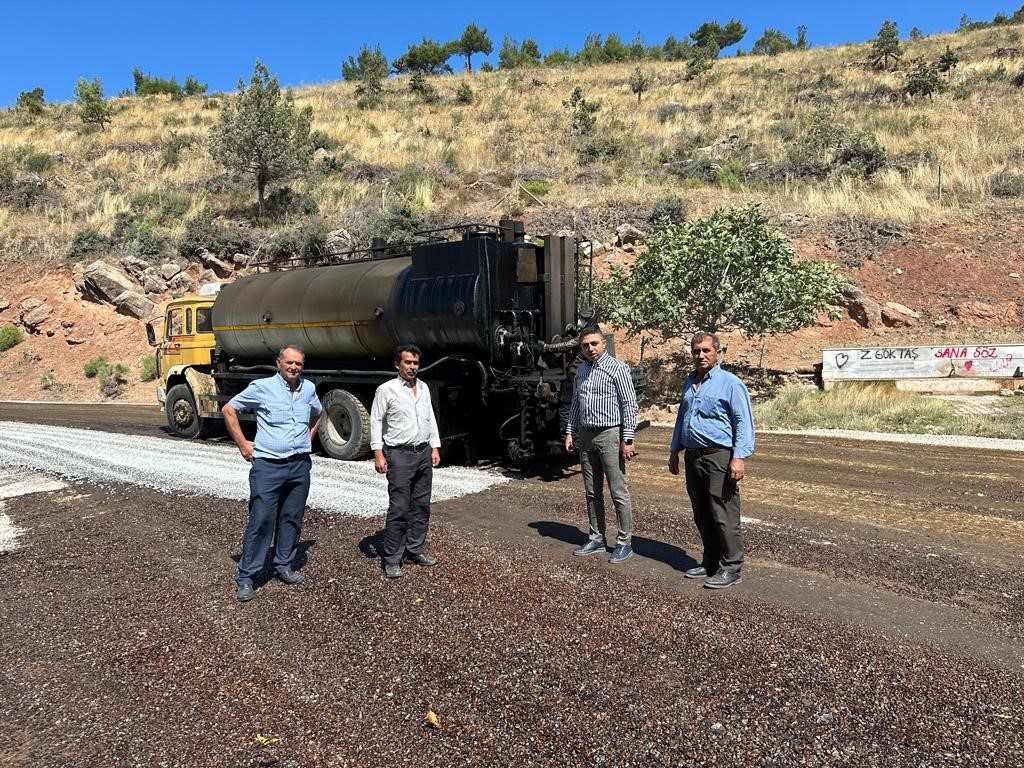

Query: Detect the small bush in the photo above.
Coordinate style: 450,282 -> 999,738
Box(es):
161,133 -> 195,168
262,218 -> 329,262
39,371 -> 67,391
99,363 -> 130,398
309,130 -> 338,151
656,102 -> 685,124
455,83 -> 475,104
139,355 -> 159,382
83,355 -> 109,378
576,133 -> 627,165
23,151 -> 55,173
519,180 -> 551,200
991,171 -> 1024,197
67,227 -> 112,261
179,216 -> 253,259
0,323 -> 24,352
649,195 -> 687,225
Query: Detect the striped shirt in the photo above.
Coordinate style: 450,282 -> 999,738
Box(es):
567,352 -> 639,441
227,373 -> 322,459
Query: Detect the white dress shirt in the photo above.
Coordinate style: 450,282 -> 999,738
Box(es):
370,376 -> 441,451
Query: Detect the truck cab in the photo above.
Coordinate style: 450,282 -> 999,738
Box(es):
149,296 -> 217,406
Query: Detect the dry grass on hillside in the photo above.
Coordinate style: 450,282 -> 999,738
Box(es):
2,24 -> 1024,265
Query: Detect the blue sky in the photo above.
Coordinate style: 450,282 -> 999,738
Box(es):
2,1 -> 1015,106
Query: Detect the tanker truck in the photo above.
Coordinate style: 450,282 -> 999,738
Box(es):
146,221 -> 643,464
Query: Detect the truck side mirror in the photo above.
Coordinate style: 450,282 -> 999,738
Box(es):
145,322 -> 157,347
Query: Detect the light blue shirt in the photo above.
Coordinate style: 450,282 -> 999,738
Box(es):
670,365 -> 755,458
227,374 -> 322,459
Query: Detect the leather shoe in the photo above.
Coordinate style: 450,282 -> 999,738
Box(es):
608,544 -> 633,564
684,565 -> 708,579
277,570 -> 304,585
406,552 -> 438,566
384,563 -> 403,579
236,583 -> 254,602
573,539 -> 606,557
704,570 -> 742,589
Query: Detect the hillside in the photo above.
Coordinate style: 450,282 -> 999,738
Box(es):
1,23 -> 1023,404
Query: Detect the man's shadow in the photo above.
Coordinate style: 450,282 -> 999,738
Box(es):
358,529 -> 386,561
528,521 -> 699,573
231,538 -> 316,587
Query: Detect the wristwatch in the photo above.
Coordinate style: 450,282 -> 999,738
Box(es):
623,439 -> 634,445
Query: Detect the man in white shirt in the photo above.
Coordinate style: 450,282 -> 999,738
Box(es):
370,344 -> 442,578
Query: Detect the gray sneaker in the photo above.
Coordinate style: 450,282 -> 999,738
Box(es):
573,539 -> 606,557
684,565 -> 708,579
236,583 -> 254,602
608,544 -> 633,564
384,563 -> 403,579
704,570 -> 742,589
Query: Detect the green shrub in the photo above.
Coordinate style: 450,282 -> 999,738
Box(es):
262,218 -> 329,262
576,133 -> 627,165
126,219 -> 169,258
519,180 -> 551,198
0,323 -> 24,352
649,194 -> 687,225
455,83 -> 475,104
656,102 -> 685,124
23,151 -> 55,173
309,130 -> 338,151
179,216 -> 253,259
83,355 -> 109,378
67,227 -> 112,261
991,171 -> 1024,197
99,363 -> 130,398
139,355 -> 159,382
161,133 -> 194,168
39,370 -> 65,391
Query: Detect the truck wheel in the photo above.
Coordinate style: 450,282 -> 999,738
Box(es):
166,384 -> 211,439
319,389 -> 371,460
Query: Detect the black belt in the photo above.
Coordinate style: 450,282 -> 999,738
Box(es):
685,446 -> 730,455
259,452 -> 310,463
581,424 -> 619,431
387,442 -> 429,451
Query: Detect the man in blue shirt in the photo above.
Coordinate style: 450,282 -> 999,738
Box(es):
668,332 -> 754,589
223,345 -> 322,602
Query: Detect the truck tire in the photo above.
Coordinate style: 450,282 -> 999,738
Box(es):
319,389 -> 371,460
166,383 -> 211,439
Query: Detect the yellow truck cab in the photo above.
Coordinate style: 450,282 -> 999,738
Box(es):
146,285 -> 220,437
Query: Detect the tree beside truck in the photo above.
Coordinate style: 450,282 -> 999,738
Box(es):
147,222 -> 644,464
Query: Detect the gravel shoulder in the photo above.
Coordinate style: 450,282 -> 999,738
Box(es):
1,404 -> 1023,765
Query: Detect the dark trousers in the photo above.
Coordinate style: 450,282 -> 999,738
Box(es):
236,455 -> 311,585
684,449 -> 744,574
382,446 -> 433,565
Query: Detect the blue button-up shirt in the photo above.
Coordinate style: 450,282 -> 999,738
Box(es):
227,374 -> 322,459
670,365 -> 755,458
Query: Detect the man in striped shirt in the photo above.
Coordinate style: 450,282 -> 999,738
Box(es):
565,325 -> 639,563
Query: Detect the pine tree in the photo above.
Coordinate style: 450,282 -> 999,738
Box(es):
342,44 -> 390,105
938,46 -> 960,80
456,23 -> 492,71
208,61 -> 314,218
871,20 -> 902,69
629,68 -> 652,103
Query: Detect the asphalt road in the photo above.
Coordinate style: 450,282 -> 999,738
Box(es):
1,401 -> 1022,765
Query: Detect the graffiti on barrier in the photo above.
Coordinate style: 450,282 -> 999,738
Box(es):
823,344 -> 1024,380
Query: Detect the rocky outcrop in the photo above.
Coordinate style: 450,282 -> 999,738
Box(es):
952,301 -> 1019,326
881,302 -> 920,328
20,299 -> 53,331
615,223 -> 646,247
113,291 -> 156,321
80,260 -> 139,304
839,284 -> 881,328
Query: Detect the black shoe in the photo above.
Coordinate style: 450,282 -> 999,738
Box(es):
684,565 -> 708,579
573,539 -> 606,557
609,544 -> 633,563
277,570 -> 304,585
384,563 -> 403,579
236,583 -> 254,602
704,570 -> 742,589
406,552 -> 438,566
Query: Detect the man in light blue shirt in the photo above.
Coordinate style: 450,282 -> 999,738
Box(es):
223,345 -> 321,602
668,332 -> 754,589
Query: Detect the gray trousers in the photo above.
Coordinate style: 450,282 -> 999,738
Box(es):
684,448 -> 744,574
236,455 -> 311,585
382,446 -> 433,565
578,426 -> 633,547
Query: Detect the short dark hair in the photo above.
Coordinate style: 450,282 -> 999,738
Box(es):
394,343 -> 422,364
579,324 -> 604,340
690,332 -> 721,352
278,344 -> 305,359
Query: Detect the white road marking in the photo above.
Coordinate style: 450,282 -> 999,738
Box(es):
0,421 -> 508,518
